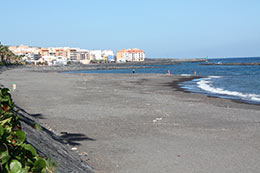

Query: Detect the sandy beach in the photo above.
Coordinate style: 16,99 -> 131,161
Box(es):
1,68 -> 260,173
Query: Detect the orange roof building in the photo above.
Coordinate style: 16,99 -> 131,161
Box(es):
116,48 -> 145,62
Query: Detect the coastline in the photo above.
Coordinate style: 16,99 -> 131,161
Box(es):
1,67 -> 260,172
176,76 -> 260,107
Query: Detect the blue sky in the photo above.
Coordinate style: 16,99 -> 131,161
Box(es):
0,0 -> 259,58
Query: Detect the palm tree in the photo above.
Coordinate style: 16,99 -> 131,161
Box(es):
1,46 -> 9,64
0,43 -> 23,65
0,44 -> 5,63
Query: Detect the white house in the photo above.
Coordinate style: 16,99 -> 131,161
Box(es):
42,55 -> 57,65
102,50 -> 114,57
54,56 -> 67,65
89,50 -> 102,61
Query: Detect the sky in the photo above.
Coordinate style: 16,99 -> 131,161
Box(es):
0,0 -> 260,58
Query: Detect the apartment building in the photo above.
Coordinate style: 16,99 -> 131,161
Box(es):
40,48 -> 49,56
55,49 -> 66,57
9,44 -> 146,65
89,50 -> 102,61
48,48 -> 56,57
128,49 -> 145,62
116,48 -> 145,63
66,48 -> 78,62
9,44 -> 40,56
77,49 -> 90,64
116,49 -> 127,63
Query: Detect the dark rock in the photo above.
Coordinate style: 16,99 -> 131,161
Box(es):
14,107 -> 93,173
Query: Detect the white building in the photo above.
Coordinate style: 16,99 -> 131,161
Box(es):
128,48 -> 145,62
42,55 -> 57,65
77,49 -> 90,64
102,50 -> 114,57
54,56 -> 68,65
48,47 -> 56,57
41,55 -> 67,66
89,50 -> 102,61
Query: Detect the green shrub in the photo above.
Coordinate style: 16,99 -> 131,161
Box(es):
0,88 -> 47,172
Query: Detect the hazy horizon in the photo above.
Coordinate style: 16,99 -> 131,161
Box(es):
1,0 -> 259,58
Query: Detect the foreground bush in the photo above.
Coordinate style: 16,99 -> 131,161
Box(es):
0,88 -> 47,172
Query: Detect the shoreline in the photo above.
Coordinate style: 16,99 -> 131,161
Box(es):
29,63 -> 260,106
175,76 -> 260,106
1,68 -> 260,172
27,62 -> 260,107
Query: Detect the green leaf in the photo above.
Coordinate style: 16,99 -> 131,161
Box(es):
0,117 -> 12,126
9,160 -> 22,173
18,168 -> 28,173
0,88 -> 47,171
0,125 -> 4,138
1,88 -> 10,96
24,144 -> 37,156
0,150 -> 10,164
14,130 -> 26,145
0,107 -> 3,114
32,158 -> 47,173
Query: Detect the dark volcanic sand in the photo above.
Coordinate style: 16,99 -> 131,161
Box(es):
1,68 -> 260,173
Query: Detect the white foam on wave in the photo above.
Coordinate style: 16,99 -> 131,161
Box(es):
209,76 -> 222,79
197,77 -> 260,102
180,74 -> 191,76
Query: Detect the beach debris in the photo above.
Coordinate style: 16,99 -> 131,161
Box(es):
13,83 -> 16,91
71,147 -> 78,151
153,117 -> 163,123
79,152 -> 88,156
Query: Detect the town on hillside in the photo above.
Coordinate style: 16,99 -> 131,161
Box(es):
8,45 -> 146,66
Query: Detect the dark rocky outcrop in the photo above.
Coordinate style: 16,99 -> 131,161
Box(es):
14,106 -> 92,173
29,58 -> 208,73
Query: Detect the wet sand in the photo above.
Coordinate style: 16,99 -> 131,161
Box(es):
1,68 -> 260,173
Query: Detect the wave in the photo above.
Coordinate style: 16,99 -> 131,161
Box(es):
208,75 -> 222,79
197,77 -> 260,102
180,74 -> 191,76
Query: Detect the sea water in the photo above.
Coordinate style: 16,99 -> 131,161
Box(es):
179,58 -> 260,104
66,57 -> 260,104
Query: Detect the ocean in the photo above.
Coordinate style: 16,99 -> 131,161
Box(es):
67,57 -> 260,104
